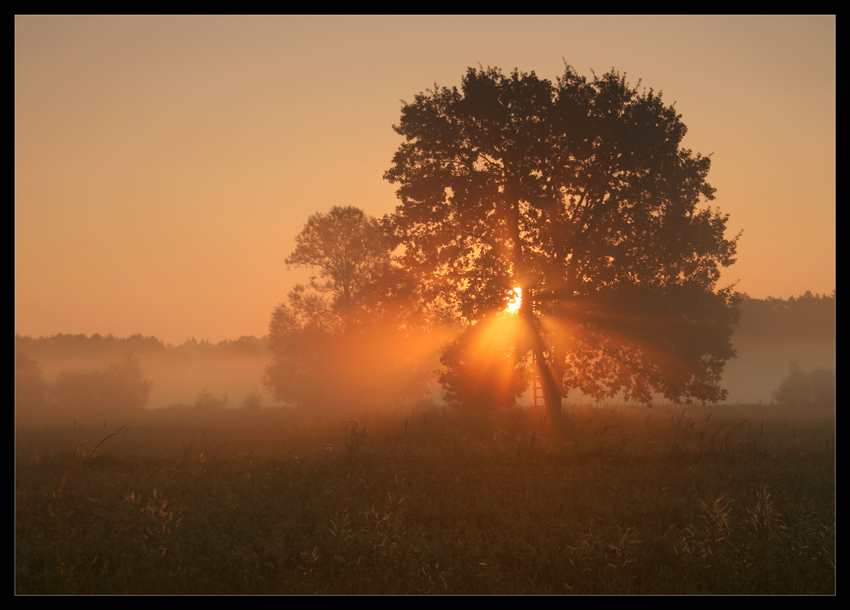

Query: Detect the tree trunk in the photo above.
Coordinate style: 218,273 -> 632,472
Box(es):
503,180 -> 563,417
523,298 -> 562,419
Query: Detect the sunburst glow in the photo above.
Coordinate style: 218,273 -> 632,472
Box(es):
505,286 -> 523,314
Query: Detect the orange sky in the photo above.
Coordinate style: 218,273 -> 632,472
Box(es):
15,16 -> 835,346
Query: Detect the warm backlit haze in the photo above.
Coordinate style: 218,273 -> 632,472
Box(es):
14,19 -> 837,592
505,287 -> 523,315
15,16 -> 834,346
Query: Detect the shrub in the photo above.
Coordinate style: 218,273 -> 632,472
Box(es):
192,388 -> 228,411
241,390 -> 264,410
772,363 -> 834,406
48,355 -> 153,416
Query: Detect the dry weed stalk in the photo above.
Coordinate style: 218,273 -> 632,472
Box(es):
56,425 -> 129,494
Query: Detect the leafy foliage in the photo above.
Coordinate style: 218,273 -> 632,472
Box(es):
265,207 -> 435,412
772,362 -> 835,406
48,355 -> 153,416
191,388 -> 229,411
15,333 -> 166,361
735,291 -> 835,342
385,65 -> 741,410
241,389 -> 264,410
285,205 -> 395,323
439,315 -> 529,411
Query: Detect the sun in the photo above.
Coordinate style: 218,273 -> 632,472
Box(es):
504,286 -> 522,314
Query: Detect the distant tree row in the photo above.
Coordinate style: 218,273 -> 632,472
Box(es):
14,333 -> 269,364
15,353 -> 152,420
160,388 -> 265,412
735,292 -> 835,342
15,333 -> 167,360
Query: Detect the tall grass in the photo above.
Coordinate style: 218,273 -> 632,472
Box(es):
16,402 -> 834,594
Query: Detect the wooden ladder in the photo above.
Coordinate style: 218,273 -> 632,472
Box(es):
531,352 -> 544,410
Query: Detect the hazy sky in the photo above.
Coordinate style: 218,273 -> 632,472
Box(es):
15,16 -> 835,345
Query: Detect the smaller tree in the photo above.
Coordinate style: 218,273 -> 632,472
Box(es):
49,355 -> 153,416
772,362 -> 835,406
99,355 -> 154,411
285,205 -> 394,324
265,206 -> 435,413
192,388 -> 228,411
241,389 -> 264,410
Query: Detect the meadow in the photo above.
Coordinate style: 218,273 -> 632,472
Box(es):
15,402 -> 835,595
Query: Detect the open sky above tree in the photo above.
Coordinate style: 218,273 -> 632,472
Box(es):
15,16 -> 834,345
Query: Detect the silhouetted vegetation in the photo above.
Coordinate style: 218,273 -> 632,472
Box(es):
736,291 -> 835,342
14,334 -> 271,418
186,388 -> 229,412
13,60 -> 836,593
16,404 -> 834,594
47,355 -> 153,418
772,363 -> 835,407
14,333 -> 267,363
715,292 -> 835,404
241,389 -> 264,410
15,332 -> 167,362
385,65 -> 741,414
439,314 -> 529,411
263,206 -> 438,414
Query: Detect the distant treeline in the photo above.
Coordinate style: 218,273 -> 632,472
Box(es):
734,291 -> 835,342
14,334 -> 272,422
15,292 -> 833,361
14,333 -> 269,362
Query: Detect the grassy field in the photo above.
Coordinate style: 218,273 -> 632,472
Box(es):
16,403 -> 835,594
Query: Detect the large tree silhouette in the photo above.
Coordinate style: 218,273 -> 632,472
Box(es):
385,65 -> 741,415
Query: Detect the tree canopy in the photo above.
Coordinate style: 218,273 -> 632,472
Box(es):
385,65 -> 741,413
772,362 -> 835,407
285,205 -> 394,325
265,207 -> 436,413
47,355 -> 153,417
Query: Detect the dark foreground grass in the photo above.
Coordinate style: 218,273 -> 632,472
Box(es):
16,404 -> 835,594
